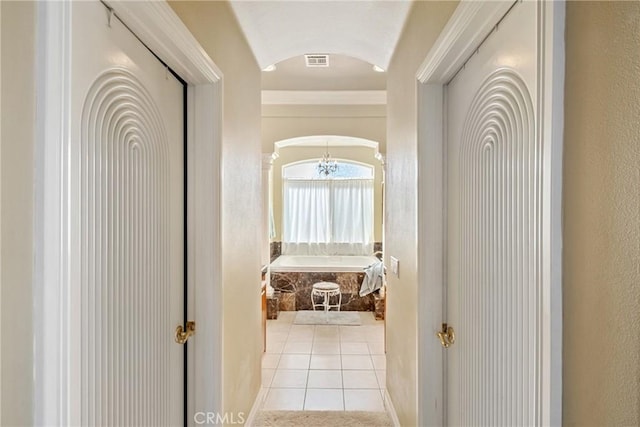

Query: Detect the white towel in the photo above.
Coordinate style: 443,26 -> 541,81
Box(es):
360,261 -> 385,297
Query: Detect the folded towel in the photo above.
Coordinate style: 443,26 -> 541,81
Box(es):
360,261 -> 385,297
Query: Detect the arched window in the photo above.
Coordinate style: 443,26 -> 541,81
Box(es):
283,160 -> 374,180
282,160 -> 374,255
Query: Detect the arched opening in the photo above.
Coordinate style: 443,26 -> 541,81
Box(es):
267,135 -> 385,260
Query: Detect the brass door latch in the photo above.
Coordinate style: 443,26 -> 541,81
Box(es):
436,323 -> 455,348
175,321 -> 196,344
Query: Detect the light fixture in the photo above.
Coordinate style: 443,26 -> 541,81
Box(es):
372,65 -> 385,73
317,141 -> 338,176
262,64 -> 277,72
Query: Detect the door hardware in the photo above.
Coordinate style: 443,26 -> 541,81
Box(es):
436,323 -> 455,348
175,321 -> 196,344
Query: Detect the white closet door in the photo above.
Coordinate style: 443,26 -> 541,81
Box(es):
446,1 -> 542,425
72,1 -> 184,425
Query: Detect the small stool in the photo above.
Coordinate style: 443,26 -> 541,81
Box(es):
311,282 -> 341,313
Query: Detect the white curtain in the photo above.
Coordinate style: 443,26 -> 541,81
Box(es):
282,179 -> 373,255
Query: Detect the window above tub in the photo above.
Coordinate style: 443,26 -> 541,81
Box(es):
283,160 -> 374,180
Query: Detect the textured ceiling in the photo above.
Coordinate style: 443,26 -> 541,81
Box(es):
230,0 -> 413,70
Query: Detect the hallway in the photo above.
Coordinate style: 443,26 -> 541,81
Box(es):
1,1 -> 639,426
261,312 -> 386,412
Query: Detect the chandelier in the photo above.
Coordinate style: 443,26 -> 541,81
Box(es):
317,141 -> 338,176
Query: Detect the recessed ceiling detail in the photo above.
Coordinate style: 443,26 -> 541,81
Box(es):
261,54 -> 386,91
230,1 -> 412,70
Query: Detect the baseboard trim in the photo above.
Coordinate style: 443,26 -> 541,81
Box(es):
384,389 -> 401,427
243,387 -> 269,427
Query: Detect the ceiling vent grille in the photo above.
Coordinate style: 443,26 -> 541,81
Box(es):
305,54 -> 329,67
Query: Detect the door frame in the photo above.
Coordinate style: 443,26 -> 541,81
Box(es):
33,1 -> 223,424
415,1 -> 564,425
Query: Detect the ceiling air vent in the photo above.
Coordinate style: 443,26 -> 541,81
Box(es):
305,54 -> 329,67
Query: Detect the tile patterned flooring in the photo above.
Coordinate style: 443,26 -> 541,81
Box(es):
261,311 -> 387,412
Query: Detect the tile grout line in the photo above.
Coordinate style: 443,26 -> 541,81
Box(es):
302,328 -> 312,411
264,312 -> 385,411
340,333 -> 346,411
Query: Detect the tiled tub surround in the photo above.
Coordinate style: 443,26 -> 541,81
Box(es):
373,293 -> 385,321
373,242 -> 382,254
270,241 -> 282,263
271,272 -> 374,312
269,255 -> 385,314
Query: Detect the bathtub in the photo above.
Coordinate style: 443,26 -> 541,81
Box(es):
270,255 -> 379,273
269,255 -> 382,313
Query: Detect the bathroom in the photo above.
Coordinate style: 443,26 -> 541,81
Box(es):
263,136 -> 386,321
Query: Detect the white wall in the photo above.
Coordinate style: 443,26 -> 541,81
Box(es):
1,2 -> 36,425
169,0 -> 264,418
385,2 -> 457,425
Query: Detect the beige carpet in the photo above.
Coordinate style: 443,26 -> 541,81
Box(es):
293,310 -> 362,325
253,411 -> 393,427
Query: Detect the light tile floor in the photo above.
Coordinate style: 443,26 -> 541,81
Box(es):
261,311 -> 387,412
